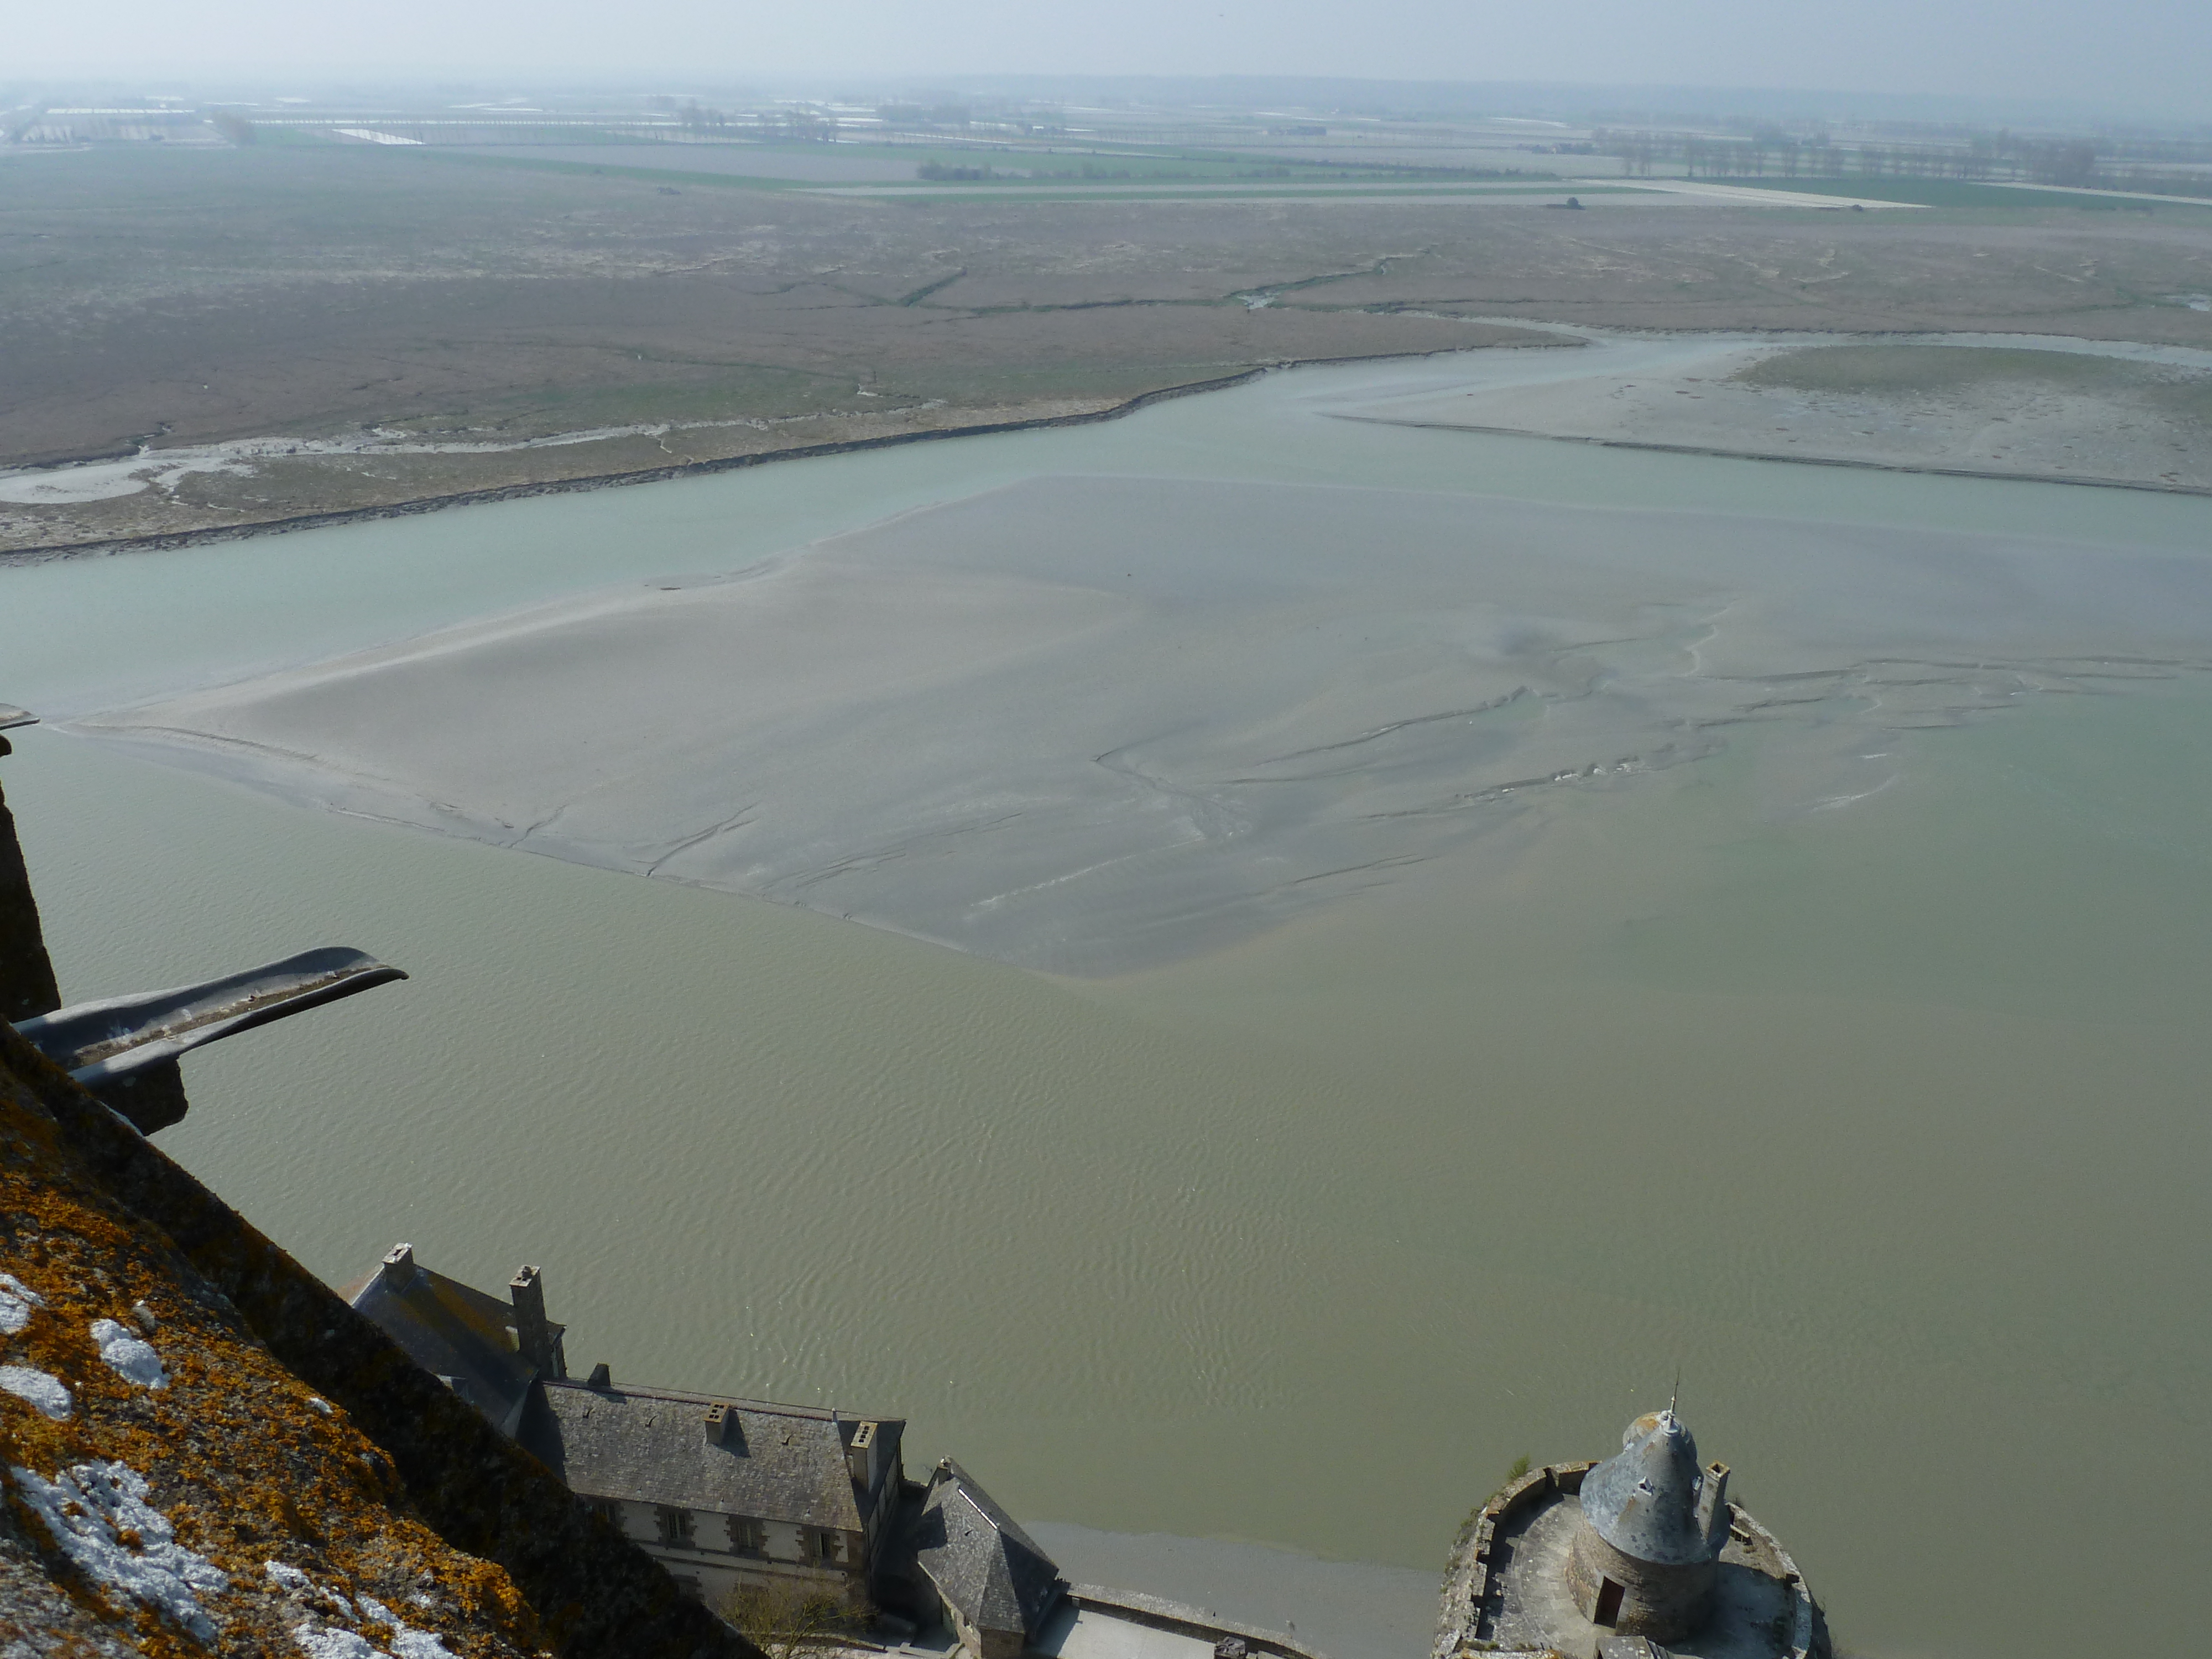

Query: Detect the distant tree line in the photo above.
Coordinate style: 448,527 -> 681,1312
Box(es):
880,104 -> 972,129
664,102 -> 836,142
1595,123 -> 2210,197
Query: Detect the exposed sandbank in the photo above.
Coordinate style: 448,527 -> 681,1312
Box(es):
79,473 -> 2212,975
13,331 -> 2210,565
1338,333 -> 2212,491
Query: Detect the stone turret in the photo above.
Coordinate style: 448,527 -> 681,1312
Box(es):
1564,1410 -> 1728,1640
1433,1408 -> 1825,1659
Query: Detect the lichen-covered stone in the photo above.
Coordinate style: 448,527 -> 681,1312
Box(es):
0,1021 -> 759,1657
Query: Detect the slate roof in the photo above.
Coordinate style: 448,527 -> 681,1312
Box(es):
912,1459 -> 1066,1640
345,1258 -> 558,1439
1579,1410 -> 1725,1567
520,1379 -> 902,1531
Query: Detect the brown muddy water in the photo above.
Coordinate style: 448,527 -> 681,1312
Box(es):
4,345 -> 2211,1659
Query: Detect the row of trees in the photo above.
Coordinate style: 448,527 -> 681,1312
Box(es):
675,102 -> 838,142
1595,127 -> 2135,188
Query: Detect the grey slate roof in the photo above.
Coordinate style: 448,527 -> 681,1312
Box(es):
1579,1410 -> 1725,1567
521,1379 -> 901,1531
912,1459 -> 1066,1641
345,1259 -> 556,1439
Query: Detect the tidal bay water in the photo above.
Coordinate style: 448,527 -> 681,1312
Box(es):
4,347 -> 2211,1659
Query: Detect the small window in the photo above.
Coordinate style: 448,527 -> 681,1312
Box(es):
726,1515 -> 767,1555
655,1505 -> 696,1547
587,1498 -> 623,1529
813,1529 -> 842,1566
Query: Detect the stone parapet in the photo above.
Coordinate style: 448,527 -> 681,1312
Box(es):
1724,1507 -> 1819,1659
1433,1461 -> 1596,1659
1070,1584 -> 1331,1659
1433,1466 -> 1823,1659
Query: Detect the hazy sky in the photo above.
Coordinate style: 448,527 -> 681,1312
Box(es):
15,0 -> 2210,119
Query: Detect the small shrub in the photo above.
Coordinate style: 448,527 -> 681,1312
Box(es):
718,1579 -> 873,1658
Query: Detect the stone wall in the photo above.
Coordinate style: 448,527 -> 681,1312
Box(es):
1432,1457 -> 1825,1659
1432,1460 -> 1595,1659
1070,1583 -> 1331,1659
1726,1507 -> 1822,1659
0,1019 -> 761,1658
1563,1521 -> 1717,1642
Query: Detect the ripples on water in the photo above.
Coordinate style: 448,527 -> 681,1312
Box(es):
5,346 -> 2211,1659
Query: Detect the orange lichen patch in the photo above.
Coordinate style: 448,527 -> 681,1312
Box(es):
0,1020 -> 754,1659
0,1049 -> 543,1656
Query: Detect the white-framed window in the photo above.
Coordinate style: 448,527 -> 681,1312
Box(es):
726,1515 -> 768,1555
812,1529 -> 842,1566
655,1505 -> 696,1547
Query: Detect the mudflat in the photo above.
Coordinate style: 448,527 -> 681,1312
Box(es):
6,143 -> 2211,552
1347,335 -> 2212,490
82,472 -> 2212,974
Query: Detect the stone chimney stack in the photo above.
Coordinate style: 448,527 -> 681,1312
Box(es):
379,1242 -> 416,1293
1696,1460 -> 1730,1543
510,1265 -> 557,1376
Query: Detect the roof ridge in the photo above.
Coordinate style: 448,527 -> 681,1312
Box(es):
541,1378 -> 900,1423
936,1459 -> 1056,1564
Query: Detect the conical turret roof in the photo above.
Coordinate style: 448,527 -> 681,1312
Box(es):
1579,1410 -> 1725,1567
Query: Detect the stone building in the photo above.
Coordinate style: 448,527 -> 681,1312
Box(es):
1565,1410 -> 1730,1639
522,1373 -> 906,1610
1434,1410 -> 1827,1659
907,1458 -> 1067,1659
346,1244 -> 905,1609
344,1244 -> 561,1437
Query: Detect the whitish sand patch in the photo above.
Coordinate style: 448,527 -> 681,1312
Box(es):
0,412 -> 925,507
1329,334 -> 2212,492
79,476 -> 2212,974
1616,180 -> 1926,210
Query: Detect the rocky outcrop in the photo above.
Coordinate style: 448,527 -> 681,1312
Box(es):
0,1020 -> 760,1657
0,755 -> 60,1025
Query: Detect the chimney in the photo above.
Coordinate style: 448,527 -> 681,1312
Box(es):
379,1242 -> 416,1293
509,1265 -> 555,1376
1697,1460 -> 1731,1542
705,1403 -> 732,1445
587,1361 -> 612,1389
846,1420 -> 877,1486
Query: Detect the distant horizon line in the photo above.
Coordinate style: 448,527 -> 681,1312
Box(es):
7,71 -> 2201,130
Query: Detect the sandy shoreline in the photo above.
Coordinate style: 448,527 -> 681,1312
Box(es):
14,141 -> 2207,559
0,367 -> 1277,565
1331,413 -> 2212,495
1325,330 -> 2212,492
11,329 -> 2210,563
